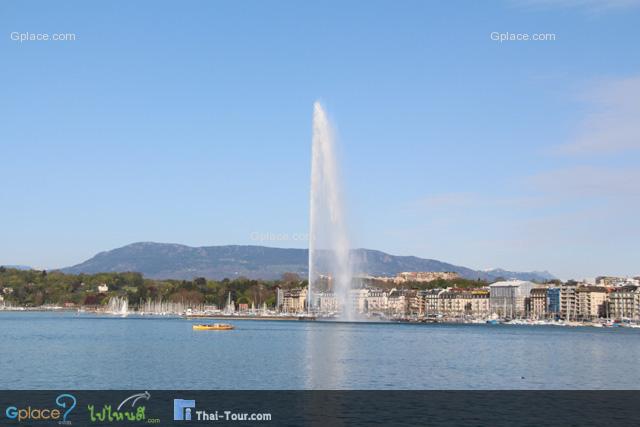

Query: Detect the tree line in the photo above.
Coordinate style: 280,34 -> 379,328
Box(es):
0,266 -> 504,308
0,267 -> 304,308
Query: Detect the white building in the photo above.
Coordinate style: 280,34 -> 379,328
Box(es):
489,280 -> 537,318
275,287 -> 284,310
282,288 -> 307,313
387,290 -> 406,315
350,289 -> 369,313
365,288 -> 389,312
417,289 -> 445,316
315,291 -> 338,313
596,276 -> 640,288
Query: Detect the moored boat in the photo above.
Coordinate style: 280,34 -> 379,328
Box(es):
192,323 -> 234,331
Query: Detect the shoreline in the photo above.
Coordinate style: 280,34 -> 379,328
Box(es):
2,308 -> 639,329
185,314 -> 317,321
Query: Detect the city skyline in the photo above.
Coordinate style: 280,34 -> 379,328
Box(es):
2,0 -> 639,278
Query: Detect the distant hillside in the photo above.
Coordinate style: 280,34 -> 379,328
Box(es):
61,242 -> 555,282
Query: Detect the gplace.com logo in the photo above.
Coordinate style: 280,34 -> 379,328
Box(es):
5,394 -> 77,423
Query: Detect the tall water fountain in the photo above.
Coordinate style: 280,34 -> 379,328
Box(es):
308,102 -> 355,320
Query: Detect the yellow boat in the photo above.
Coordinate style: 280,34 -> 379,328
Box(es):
192,323 -> 234,331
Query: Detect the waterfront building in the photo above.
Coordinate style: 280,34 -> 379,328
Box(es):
415,288 -> 489,318
438,290 -> 458,316
97,284 -> 109,293
282,287 -> 307,313
405,289 -> 419,315
608,286 -> 638,319
316,291 -> 338,313
560,283 -> 578,320
416,289 -> 444,316
489,280 -> 536,318
439,289 -> 489,317
387,290 -> 406,315
366,288 -> 389,312
275,287 -> 284,310
530,288 -> 548,319
468,289 -> 491,317
350,288 -> 369,313
547,287 -> 560,316
575,286 -> 608,320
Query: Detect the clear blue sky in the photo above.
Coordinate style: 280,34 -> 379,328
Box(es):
2,0 -> 639,279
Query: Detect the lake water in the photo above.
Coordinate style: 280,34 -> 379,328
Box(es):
1,312 -> 639,389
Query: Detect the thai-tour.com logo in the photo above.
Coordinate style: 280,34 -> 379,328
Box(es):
173,399 -> 272,422
87,391 -> 159,424
5,393 -> 76,424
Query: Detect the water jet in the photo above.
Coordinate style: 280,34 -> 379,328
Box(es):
308,102 -> 355,320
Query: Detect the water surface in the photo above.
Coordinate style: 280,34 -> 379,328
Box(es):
1,312 -> 638,389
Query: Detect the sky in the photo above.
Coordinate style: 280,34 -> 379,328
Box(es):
1,0 -> 639,279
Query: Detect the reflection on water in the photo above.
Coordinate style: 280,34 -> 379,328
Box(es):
305,322 -> 348,389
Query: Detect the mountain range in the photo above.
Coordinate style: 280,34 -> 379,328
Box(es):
60,242 -> 555,282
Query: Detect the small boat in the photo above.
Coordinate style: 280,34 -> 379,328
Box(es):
192,323 -> 234,331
